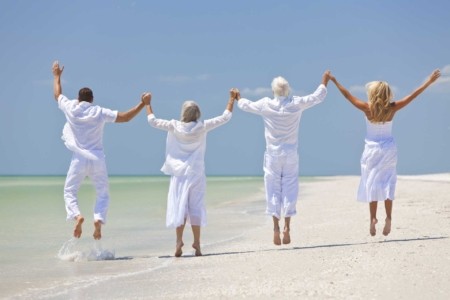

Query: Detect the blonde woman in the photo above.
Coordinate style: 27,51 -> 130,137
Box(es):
329,69 -> 441,236
146,90 -> 236,257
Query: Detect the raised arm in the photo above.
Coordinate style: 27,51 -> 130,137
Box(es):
235,89 -> 266,115
393,69 -> 441,112
203,89 -> 236,131
145,94 -> 175,131
115,93 -> 148,123
329,73 -> 369,112
52,61 -> 65,101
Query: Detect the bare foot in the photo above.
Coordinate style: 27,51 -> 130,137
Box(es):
383,218 -> 392,236
73,215 -> 84,238
273,230 -> 281,246
370,218 -> 378,236
93,220 -> 102,240
282,230 -> 291,245
175,241 -> 184,257
192,243 -> 202,256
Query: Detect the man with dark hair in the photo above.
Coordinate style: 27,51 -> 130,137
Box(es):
52,61 -> 151,240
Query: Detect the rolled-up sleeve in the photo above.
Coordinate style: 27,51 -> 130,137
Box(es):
58,94 -> 71,113
101,108 -> 118,123
237,98 -> 266,115
147,114 -> 174,131
293,84 -> 327,110
204,110 -> 232,132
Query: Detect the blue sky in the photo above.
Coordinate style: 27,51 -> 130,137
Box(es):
0,0 -> 449,176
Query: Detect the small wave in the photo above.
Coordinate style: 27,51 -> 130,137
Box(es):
88,241 -> 115,261
57,238 -> 115,262
57,238 -> 85,262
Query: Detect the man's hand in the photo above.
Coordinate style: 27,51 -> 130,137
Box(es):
428,69 -> 441,84
52,61 -> 64,77
141,93 -> 152,105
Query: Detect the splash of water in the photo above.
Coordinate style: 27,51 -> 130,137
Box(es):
57,238 -> 85,262
88,240 -> 115,261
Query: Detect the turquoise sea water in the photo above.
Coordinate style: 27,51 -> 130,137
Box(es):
0,176 -> 269,299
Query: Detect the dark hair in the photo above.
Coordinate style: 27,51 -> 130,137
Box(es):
78,88 -> 94,103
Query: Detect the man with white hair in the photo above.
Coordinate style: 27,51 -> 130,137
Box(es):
236,71 -> 330,245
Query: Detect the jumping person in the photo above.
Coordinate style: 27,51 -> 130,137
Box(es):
146,90 -> 236,257
235,72 -> 330,245
52,61 -> 151,240
328,69 -> 441,236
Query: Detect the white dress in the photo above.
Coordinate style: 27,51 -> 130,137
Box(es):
357,118 -> 397,203
148,110 -> 232,228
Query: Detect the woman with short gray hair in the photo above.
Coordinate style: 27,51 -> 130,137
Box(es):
146,90 -> 236,257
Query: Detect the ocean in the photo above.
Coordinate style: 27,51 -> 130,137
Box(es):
0,176 -> 269,299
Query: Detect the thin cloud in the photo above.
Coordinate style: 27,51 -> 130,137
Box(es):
159,74 -> 210,83
34,78 -> 67,86
441,65 -> 450,75
241,87 -> 304,97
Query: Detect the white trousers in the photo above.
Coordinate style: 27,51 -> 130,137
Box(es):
64,153 -> 110,224
167,173 -> 207,228
263,152 -> 299,219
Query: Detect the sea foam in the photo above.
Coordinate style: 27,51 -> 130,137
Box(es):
57,238 -> 115,262
57,238 -> 85,262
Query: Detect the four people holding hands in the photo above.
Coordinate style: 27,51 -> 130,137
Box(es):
52,61 -> 441,257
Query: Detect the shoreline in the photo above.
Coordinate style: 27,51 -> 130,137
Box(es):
1,174 -> 449,299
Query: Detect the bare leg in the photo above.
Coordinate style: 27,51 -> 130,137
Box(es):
93,220 -> 102,240
175,218 -> 186,257
369,201 -> 378,236
283,217 -> 291,244
191,225 -> 202,256
73,215 -> 84,238
383,199 -> 393,236
272,216 -> 281,245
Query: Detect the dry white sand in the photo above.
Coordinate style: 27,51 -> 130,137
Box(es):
75,174 -> 450,299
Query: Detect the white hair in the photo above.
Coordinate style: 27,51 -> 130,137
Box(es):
271,76 -> 290,97
181,101 -> 201,123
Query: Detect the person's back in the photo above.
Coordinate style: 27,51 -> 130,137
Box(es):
59,94 -> 117,160
364,118 -> 394,144
160,119 -> 209,176
257,95 -> 322,155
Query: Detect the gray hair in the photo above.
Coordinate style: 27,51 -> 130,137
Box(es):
181,101 -> 201,123
271,76 -> 290,97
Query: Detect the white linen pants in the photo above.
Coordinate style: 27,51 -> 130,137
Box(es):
263,152 -> 299,219
64,153 -> 110,224
167,173 -> 207,228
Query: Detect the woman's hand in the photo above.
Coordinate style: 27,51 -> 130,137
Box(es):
428,69 -> 441,84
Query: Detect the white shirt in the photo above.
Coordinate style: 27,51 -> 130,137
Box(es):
237,84 -> 327,156
58,95 -> 118,160
148,110 -> 232,176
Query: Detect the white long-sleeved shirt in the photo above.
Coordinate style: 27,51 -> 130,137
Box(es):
58,95 -> 118,160
237,84 -> 327,156
148,110 -> 232,176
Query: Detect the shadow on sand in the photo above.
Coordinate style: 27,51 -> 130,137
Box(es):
151,236 -> 447,259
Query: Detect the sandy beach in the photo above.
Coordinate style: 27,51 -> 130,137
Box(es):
1,174 -> 449,299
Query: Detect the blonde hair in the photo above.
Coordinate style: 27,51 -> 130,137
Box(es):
181,101 -> 201,123
366,81 -> 394,123
271,76 -> 290,97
